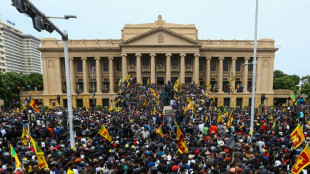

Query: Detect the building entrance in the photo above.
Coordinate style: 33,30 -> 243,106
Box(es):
157,77 -> 165,84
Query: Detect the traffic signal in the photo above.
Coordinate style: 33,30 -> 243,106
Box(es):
73,119 -> 81,132
11,0 -> 27,13
32,15 -> 45,32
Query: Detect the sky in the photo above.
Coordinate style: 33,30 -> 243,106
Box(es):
1,0 -> 309,77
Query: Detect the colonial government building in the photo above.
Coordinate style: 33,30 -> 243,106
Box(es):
38,16 -> 291,109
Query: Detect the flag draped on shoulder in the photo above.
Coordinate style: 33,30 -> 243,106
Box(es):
155,126 -> 164,138
21,125 -> 29,146
29,98 -> 39,113
29,136 -> 48,169
10,145 -> 22,169
98,125 -> 112,141
175,122 -> 188,154
290,124 -> 305,150
292,143 -> 310,174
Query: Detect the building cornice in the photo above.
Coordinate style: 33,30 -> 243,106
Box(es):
38,47 -> 121,52
200,47 -> 279,52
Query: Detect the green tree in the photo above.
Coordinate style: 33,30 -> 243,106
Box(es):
273,70 -> 300,93
300,75 -> 310,99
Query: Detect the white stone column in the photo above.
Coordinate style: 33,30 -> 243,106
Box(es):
231,57 -> 237,92
180,53 -> 186,84
69,57 -> 76,94
218,57 -> 224,93
82,57 -> 89,93
166,53 -> 171,83
193,53 -> 200,84
95,57 -> 102,93
150,53 -> 156,84
243,57 -> 250,93
206,57 -> 211,90
121,54 -> 127,79
136,53 -> 142,84
109,57 -> 115,93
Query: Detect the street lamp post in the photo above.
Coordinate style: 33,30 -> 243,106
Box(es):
250,0 -> 259,137
11,0 -> 76,150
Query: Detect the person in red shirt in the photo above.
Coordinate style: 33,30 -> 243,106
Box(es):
209,123 -> 218,135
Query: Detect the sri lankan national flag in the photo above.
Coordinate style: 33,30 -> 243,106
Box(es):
217,111 -> 222,123
292,143 -> 310,174
184,101 -> 194,113
29,136 -> 48,169
226,112 -> 234,128
270,113 -> 273,123
150,88 -> 157,98
155,126 -> 164,138
21,125 -> 29,146
290,124 -> 305,150
10,145 -> 22,169
98,125 -> 112,141
175,122 -> 188,154
29,98 -> 39,113
174,78 -> 180,91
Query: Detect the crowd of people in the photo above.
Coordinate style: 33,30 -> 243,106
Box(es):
0,77 -> 309,174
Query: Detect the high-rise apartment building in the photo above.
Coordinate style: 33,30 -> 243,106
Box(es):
0,19 -> 41,74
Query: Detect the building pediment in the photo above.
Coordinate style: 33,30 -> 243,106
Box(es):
120,27 -> 201,47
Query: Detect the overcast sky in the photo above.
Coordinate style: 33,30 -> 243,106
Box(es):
1,0 -> 309,77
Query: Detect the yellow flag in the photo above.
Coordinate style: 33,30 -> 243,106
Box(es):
155,127 -> 164,138
147,78 -> 150,85
10,145 -> 22,169
108,107 -> 113,111
217,111 -> 222,123
98,125 -> 112,141
22,126 -> 29,146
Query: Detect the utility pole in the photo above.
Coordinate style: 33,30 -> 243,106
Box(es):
11,0 -> 77,150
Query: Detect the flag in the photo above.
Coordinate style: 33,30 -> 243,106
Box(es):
141,81 -> 143,86
174,78 -> 180,91
108,106 -> 113,111
147,78 -> 150,85
29,98 -> 39,113
184,101 -> 194,113
150,88 -> 157,98
175,122 -> 188,154
227,112 -> 234,128
230,72 -> 235,81
217,111 -> 222,123
118,78 -> 122,88
272,120 -> 276,130
153,106 -> 157,115
155,127 -> 164,138
10,145 -> 22,169
292,143 -> 310,174
16,108 -> 20,113
270,113 -> 273,123
290,124 -> 305,149
124,75 -> 131,82
29,136 -> 48,169
115,99 -> 120,104
98,125 -> 112,141
56,102 -> 60,106
291,94 -> 296,102
22,104 -> 27,110
115,107 -> 121,112
22,126 -> 29,146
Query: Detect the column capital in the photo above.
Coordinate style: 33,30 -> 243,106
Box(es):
244,57 -> 250,60
232,57 -> 237,60
150,53 -> 156,57
180,53 -> 186,57
165,53 -> 172,57
121,53 -> 127,57
81,57 -> 87,60
194,53 -> 200,57
219,57 -> 225,60
108,56 -> 114,60
95,57 -> 101,60
135,53 -> 142,57
206,57 -> 212,60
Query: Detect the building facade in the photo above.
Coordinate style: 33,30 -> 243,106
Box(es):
39,16 -> 290,109
0,19 -> 41,74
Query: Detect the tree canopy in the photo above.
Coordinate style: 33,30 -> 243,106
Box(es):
0,72 -> 43,106
273,70 -> 300,93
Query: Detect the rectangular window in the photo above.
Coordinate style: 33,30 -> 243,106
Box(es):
211,59 -> 217,71
76,59 -> 82,72
77,82 -> 84,91
248,58 -> 253,71
223,59 -> 229,71
199,59 -> 204,71
185,58 -> 192,66
157,58 -> 164,66
129,58 -> 136,66
236,59 -> 241,71
115,59 -> 122,71
171,58 -> 179,66
89,59 -> 96,72
143,58 -> 150,66
103,58 -> 109,71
